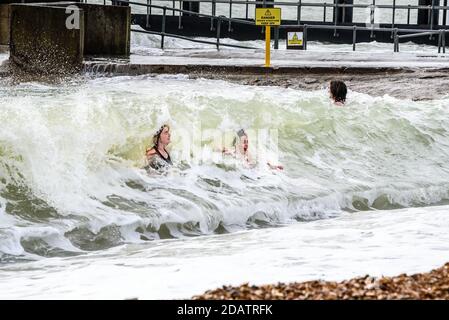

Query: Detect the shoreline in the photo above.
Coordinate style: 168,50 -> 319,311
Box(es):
193,262 -> 449,300
2,46 -> 449,101
187,69 -> 449,101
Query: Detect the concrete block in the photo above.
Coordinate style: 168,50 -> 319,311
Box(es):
0,5 -> 10,45
78,3 -> 130,56
9,4 -> 84,74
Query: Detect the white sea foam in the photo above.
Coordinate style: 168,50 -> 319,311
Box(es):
0,75 -> 449,298
1,75 -> 449,261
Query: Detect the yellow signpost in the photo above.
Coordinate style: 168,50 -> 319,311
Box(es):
255,8 -> 281,67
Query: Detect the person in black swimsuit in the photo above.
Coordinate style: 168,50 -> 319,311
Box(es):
146,124 -> 173,171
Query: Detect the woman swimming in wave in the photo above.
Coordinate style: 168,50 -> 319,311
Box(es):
146,124 -> 173,171
329,80 -> 347,106
223,129 -> 283,170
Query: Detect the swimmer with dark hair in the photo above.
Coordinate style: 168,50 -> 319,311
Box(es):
146,124 -> 173,171
223,129 -> 283,170
329,80 -> 347,106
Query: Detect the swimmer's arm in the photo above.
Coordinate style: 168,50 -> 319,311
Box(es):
267,162 -> 284,170
221,147 -> 235,156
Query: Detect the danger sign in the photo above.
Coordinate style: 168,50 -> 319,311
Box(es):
286,28 -> 305,50
288,32 -> 303,46
255,8 -> 281,26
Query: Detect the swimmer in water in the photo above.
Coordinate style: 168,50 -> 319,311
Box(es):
146,124 -> 173,171
329,80 -> 347,106
223,129 -> 283,170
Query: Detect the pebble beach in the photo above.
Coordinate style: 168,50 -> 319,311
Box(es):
193,263 -> 449,300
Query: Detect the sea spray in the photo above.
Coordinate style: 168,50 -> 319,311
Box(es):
1,75 -> 449,261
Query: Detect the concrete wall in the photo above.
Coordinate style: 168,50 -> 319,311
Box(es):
9,4 -> 84,74
1,1 -> 78,3
78,3 -> 130,56
0,5 -> 10,45
8,2 -> 130,74
16,2 -> 131,56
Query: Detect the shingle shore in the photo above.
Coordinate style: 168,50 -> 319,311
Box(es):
193,263 -> 449,300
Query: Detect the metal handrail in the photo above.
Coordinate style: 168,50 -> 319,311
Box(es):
112,0 -> 254,25
110,0 -> 449,11
108,0 -> 449,32
99,0 -> 449,53
109,0 -> 449,19
279,25 -> 442,33
278,24 -> 449,52
109,0 -> 258,49
132,27 -> 257,49
394,29 -> 448,52
113,0 -> 449,41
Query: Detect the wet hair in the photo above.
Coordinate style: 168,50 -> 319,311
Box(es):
152,124 -> 170,146
330,80 -> 347,104
232,129 -> 247,146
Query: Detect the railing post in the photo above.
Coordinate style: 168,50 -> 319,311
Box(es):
173,0 -> 175,16
146,0 -> 150,28
274,26 -> 279,49
394,29 -> 399,52
333,2 -> 338,36
178,0 -> 183,29
407,5 -> 411,25
352,25 -> 356,51
392,0 -> 396,35
370,0 -> 375,38
210,0 -> 216,30
444,0 -> 448,26
304,24 -> 308,50
297,0 -> 302,25
161,7 -> 166,49
216,16 -> 222,50
245,0 -> 249,19
229,0 -> 233,19
429,3 -> 435,40
323,3 -> 327,23
228,0 -> 233,32
442,30 -> 446,53
430,3 -> 435,29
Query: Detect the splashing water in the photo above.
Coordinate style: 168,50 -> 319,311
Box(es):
1,74 -> 449,264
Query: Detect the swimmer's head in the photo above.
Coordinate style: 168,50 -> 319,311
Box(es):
153,124 -> 171,146
233,129 -> 249,153
329,80 -> 347,104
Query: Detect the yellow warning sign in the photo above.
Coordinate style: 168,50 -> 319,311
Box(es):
255,8 -> 281,26
287,32 -> 303,46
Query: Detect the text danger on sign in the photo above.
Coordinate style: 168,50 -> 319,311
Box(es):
255,8 -> 281,26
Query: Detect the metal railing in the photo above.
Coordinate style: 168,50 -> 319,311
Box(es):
108,0 -> 257,49
109,0 -> 449,28
90,0 -> 449,53
276,23 -> 449,52
394,28 -> 448,52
